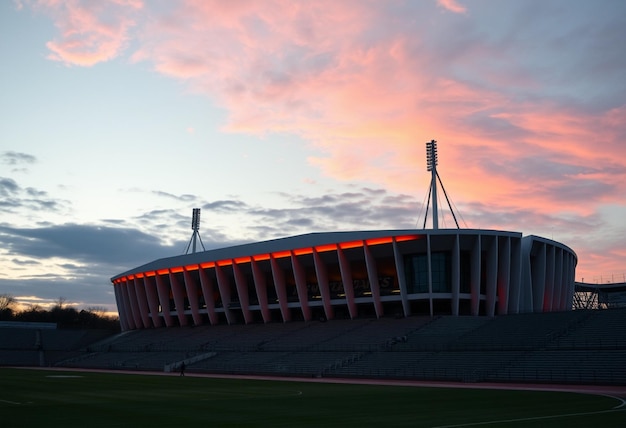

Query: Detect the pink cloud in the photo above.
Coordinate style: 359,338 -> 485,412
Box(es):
27,0 -> 143,66
27,1 -> 626,280
124,1 -> 626,217
437,0 -> 467,14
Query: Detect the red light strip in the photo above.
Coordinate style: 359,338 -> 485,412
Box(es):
365,237 -> 393,246
395,234 -> 421,242
293,247 -> 313,256
339,240 -> 363,249
119,234 -> 421,281
272,250 -> 291,259
315,243 -> 337,252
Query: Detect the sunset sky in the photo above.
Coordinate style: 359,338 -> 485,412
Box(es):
1,0 -> 625,314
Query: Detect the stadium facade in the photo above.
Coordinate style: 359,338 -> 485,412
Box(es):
110,229 -> 577,331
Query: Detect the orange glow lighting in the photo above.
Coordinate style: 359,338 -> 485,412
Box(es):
156,269 -> 170,275
293,247 -> 313,256
315,244 -> 337,252
234,256 -> 251,264
217,259 -> 232,266
170,266 -> 184,273
272,250 -> 291,259
145,271 -> 156,277
365,237 -> 393,246
253,253 -> 270,261
339,240 -> 363,249
200,262 -> 215,269
395,234 -> 421,242
185,264 -> 199,271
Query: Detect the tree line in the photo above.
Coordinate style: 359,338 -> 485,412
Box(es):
0,294 -> 120,330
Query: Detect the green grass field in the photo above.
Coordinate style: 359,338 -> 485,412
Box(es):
1,368 -> 624,427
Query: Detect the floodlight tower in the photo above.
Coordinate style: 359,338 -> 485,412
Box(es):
185,208 -> 206,254
426,140 -> 439,230
423,140 -> 460,230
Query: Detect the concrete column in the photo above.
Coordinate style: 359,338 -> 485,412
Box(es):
496,237 -> 511,315
121,279 -> 137,330
312,248 -> 334,321
485,235 -> 498,317
126,278 -> 143,329
532,242 -> 546,313
337,248 -> 357,319
393,238 -> 410,317
155,273 -> 174,327
363,243 -> 383,318
544,245 -> 555,312
143,275 -> 163,327
251,259 -> 271,323
270,255 -> 291,322
198,266 -> 218,325
169,271 -> 188,326
233,261 -> 253,324
133,277 -> 152,328
214,264 -> 233,324
183,268 -> 203,326
291,252 -> 312,321
113,283 -> 130,331
508,237 -> 522,314
470,234 -> 481,316
451,234 -> 460,316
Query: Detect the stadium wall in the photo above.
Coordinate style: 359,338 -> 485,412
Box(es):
111,229 -> 577,331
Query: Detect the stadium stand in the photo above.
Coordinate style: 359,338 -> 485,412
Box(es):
3,308 -> 625,386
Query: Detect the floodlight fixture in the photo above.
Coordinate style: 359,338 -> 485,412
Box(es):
186,208 -> 206,254
426,139 -> 438,172
192,208 -> 201,231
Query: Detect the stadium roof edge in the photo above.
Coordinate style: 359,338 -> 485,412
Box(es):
111,228 -> 524,282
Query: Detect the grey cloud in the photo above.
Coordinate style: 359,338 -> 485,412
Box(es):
1,151 -> 36,166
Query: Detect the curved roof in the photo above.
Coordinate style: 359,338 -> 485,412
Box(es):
111,228 -> 526,281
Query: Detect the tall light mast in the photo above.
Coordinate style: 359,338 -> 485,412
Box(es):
426,140 -> 439,230
423,140 -> 460,230
185,208 -> 206,254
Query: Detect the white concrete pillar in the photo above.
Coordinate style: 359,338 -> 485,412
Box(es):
155,273 -> 174,327
337,247 -> 357,319
214,264 -> 234,324
392,237 -> 410,317
508,237 -> 522,314
251,259 -> 271,323
363,242 -> 383,318
485,235 -> 498,317
133,277 -> 152,328
126,278 -> 143,329
198,265 -> 218,325
270,255 -> 291,322
312,248 -> 334,321
183,268 -> 203,326
113,283 -> 130,331
545,245 -> 555,311
233,261 -> 253,324
143,275 -> 162,327
169,271 -> 188,326
451,234 -> 460,316
497,237 -> 511,315
532,242 -> 546,313
470,234 -> 481,316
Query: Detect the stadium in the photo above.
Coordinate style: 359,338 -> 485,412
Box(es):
2,141 -> 625,423
110,229 -> 577,331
